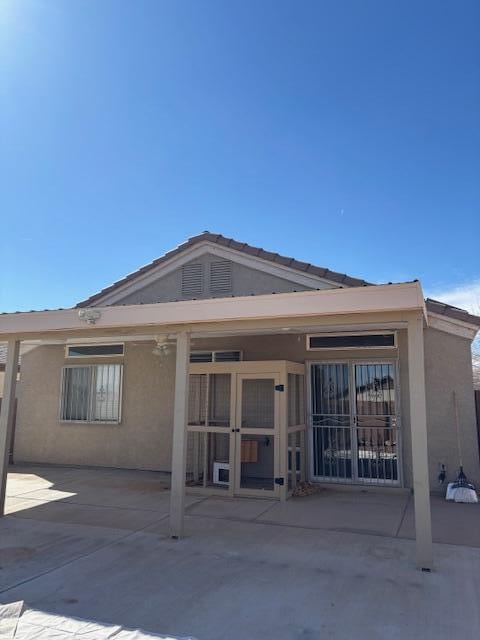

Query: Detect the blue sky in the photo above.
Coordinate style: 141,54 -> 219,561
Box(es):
1,0 -> 479,313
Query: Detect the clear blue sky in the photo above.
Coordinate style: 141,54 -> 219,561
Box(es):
1,0 -> 479,312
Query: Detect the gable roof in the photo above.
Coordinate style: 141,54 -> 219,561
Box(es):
76,231 -> 372,308
74,231 -> 480,331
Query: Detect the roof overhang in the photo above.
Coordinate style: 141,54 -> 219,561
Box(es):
0,282 -> 426,341
427,311 -> 480,340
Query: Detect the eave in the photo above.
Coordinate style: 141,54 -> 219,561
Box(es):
0,282 -> 426,341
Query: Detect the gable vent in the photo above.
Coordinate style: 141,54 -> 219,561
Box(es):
210,260 -> 232,293
182,263 -> 204,296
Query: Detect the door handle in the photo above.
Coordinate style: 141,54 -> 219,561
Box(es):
231,428 -> 240,432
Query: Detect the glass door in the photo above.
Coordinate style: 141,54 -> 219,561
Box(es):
353,363 -> 399,483
310,363 -> 353,482
310,361 -> 399,485
234,374 -> 280,497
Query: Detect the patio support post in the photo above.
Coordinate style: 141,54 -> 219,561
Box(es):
407,314 -> 433,571
170,331 -> 190,538
0,338 -> 20,516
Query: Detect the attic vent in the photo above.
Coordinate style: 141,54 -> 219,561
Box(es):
182,263 -> 204,296
210,260 -> 232,293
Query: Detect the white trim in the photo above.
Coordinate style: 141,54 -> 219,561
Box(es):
0,282 -> 427,338
89,241 -> 339,305
427,312 -> 479,340
306,331 -> 397,351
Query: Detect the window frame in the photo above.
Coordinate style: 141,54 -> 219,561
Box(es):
306,331 -> 397,351
306,357 -> 403,486
189,350 -> 243,363
65,343 -> 125,358
59,363 -> 124,425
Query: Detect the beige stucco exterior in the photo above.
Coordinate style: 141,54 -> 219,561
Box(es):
1,240 -> 478,516
13,325 -> 480,490
14,343 -> 176,471
112,253 -> 316,306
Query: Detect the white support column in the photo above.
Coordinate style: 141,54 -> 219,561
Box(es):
0,339 -> 20,516
169,331 -> 190,538
407,314 -> 433,571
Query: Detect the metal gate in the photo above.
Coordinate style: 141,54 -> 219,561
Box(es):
309,362 -> 400,485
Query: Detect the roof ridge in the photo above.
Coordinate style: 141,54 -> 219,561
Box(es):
75,231 -> 372,308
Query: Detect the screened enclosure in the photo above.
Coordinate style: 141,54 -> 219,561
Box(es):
185,361 -> 306,499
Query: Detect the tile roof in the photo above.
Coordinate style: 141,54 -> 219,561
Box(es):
2,232 -> 479,332
76,231 -> 372,308
425,298 -> 480,327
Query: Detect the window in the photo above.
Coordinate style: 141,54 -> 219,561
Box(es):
190,350 -> 242,363
66,344 -> 124,358
60,364 -> 123,423
307,333 -> 396,350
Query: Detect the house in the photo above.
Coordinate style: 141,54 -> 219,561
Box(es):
1,231 -> 480,571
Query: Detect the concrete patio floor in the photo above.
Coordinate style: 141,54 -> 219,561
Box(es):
1,464 -> 480,639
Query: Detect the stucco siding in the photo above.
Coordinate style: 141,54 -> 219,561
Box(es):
112,253 -> 315,305
424,327 -> 480,488
14,344 -> 175,471
14,328 -> 479,490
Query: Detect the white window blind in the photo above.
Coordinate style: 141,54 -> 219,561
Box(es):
60,364 -> 123,423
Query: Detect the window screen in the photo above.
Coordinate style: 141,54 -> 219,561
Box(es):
61,364 -> 123,423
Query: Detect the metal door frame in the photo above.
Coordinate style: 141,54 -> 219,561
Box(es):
307,358 -> 402,486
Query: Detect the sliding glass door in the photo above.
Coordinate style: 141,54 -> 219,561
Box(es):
310,362 -> 400,485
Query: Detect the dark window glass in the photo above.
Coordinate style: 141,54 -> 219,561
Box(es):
68,344 -> 124,357
214,351 -> 241,362
309,334 -> 394,349
190,352 -> 213,363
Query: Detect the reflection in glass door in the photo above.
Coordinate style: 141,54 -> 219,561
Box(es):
354,364 -> 398,483
310,362 -> 399,485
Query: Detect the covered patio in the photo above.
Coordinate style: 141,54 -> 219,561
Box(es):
0,282 -> 434,569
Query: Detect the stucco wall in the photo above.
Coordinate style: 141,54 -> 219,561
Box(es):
13,328 -> 479,491
424,327 -> 480,487
113,253 -> 316,305
14,343 -> 175,471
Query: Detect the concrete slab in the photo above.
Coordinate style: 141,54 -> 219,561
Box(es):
6,465 -> 203,514
186,496 -> 276,520
1,514 -> 479,640
398,493 -> 480,547
0,516 -> 128,593
9,499 -> 167,531
2,466 -> 480,639
257,488 -> 410,537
